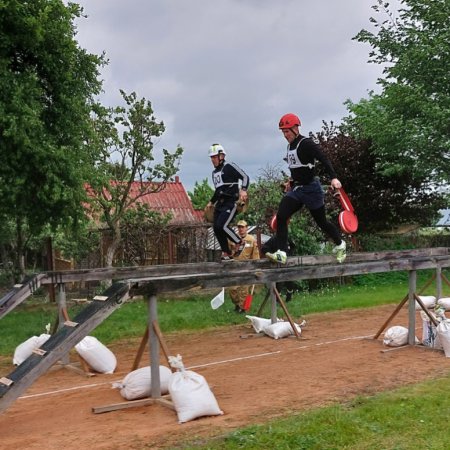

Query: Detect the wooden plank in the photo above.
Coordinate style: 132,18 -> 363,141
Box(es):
155,397 -> 175,411
152,321 -> 174,370
0,273 -> 46,319
92,395 -> 174,414
131,327 -> 149,371
40,247 -> 450,285
0,377 -> 13,387
0,282 -> 130,414
131,254 -> 450,294
92,398 -> 156,414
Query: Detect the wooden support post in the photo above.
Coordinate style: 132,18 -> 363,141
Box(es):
131,327 -> 149,371
256,289 -> 270,317
93,298 -> 176,415
441,272 -> 450,289
273,286 -> 301,339
57,283 -> 70,365
408,270 -> 417,346
436,265 -> 442,300
373,295 -> 408,340
148,294 -> 161,398
373,273 -> 436,340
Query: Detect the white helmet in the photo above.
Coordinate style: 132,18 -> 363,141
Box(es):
208,143 -> 226,157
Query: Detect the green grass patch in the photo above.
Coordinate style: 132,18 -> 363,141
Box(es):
180,374 -> 450,450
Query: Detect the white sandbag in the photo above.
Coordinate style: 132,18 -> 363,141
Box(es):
168,355 -> 223,424
383,326 -> 418,347
420,311 -> 442,349
415,295 -> 436,310
437,297 -> 450,311
245,315 -> 272,333
13,333 -> 51,365
436,319 -> 450,357
263,321 -> 302,339
245,315 -> 282,333
75,336 -> 117,374
112,365 -> 172,400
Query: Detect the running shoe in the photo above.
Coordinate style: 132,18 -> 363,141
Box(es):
221,253 -> 234,261
265,250 -> 287,264
333,240 -> 347,263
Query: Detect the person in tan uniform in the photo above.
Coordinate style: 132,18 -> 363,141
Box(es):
229,220 -> 260,313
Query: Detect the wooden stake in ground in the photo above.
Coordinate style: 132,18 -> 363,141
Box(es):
273,286 -> 301,339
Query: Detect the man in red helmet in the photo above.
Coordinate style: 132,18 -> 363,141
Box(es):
265,113 -> 346,264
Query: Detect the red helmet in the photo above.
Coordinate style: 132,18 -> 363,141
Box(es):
279,113 -> 301,129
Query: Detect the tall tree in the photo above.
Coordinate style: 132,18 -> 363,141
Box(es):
188,178 -> 214,210
315,122 -> 446,232
0,0 -> 104,276
87,90 -> 183,268
346,0 -> 450,184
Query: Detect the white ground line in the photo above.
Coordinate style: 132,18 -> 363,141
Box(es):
187,350 -> 281,370
19,382 -> 115,399
17,333 -> 381,401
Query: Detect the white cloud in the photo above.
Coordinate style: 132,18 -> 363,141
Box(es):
75,0 -> 394,192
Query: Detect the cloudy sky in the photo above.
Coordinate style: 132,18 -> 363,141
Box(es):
74,0 -> 394,193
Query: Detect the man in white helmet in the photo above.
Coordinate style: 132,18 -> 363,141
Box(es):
206,143 -> 249,261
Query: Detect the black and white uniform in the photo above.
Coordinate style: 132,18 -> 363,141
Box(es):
274,135 -> 342,252
210,160 -> 249,254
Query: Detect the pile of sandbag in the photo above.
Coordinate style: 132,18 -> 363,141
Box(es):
421,305 -> 450,357
415,295 -> 436,310
246,315 -> 305,339
113,355 -> 223,424
415,295 -> 450,312
383,326 -> 419,347
113,365 -> 172,400
437,297 -> 450,311
13,333 -> 51,365
75,336 -> 117,374
168,354 -> 223,424
437,319 -> 450,357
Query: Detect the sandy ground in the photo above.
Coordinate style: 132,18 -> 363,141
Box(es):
0,304 -> 449,449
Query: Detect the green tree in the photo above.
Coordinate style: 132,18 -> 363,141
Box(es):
120,204 -> 172,266
315,122 -> 446,233
188,178 -> 214,210
87,90 -> 183,268
346,0 -> 450,184
0,0 -> 104,276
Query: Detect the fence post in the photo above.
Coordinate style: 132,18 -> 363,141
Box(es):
408,270 -> 417,346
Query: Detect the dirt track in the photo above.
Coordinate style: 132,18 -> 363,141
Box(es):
1,304 -> 449,449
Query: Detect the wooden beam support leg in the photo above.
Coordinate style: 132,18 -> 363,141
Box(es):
273,286 -> 301,339
270,283 -> 277,324
436,265 -> 442,300
413,293 -> 439,327
256,288 -> 270,317
152,320 -> 174,371
131,326 -> 149,371
441,272 -> 450,289
148,294 -> 161,398
408,270 -> 417,346
373,273 -> 436,340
